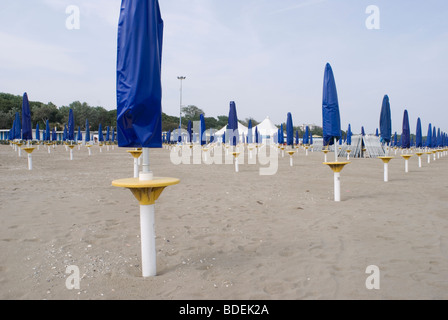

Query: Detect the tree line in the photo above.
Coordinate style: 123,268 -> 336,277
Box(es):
0,92 -> 324,137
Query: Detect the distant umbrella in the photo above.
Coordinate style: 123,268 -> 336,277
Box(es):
401,109 -> 410,149
254,127 -> 259,144
375,128 -> 379,137
63,124 -> 68,141
14,112 -> 21,140
98,124 -> 104,142
415,118 -> 422,148
46,119 -> 50,141
77,126 -> 82,142
106,126 -> 110,141
200,114 -> 206,145
209,129 -> 214,143
304,126 -> 309,145
295,130 -> 299,145
322,63 -> 341,146
52,128 -> 57,142
379,95 -> 391,144
361,126 -> 365,136
21,93 -> 32,141
187,120 -> 192,143
346,124 -> 352,145
247,119 -> 253,144
227,101 -> 239,146
437,128 -> 442,147
309,130 -> 313,145
85,119 -> 90,142
112,127 -> 115,143
432,126 -> 437,148
35,123 -> 40,141
68,109 -> 75,141
286,113 -> 293,146
393,132 -> 398,147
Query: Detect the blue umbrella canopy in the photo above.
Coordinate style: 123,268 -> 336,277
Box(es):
304,126 -> 309,145
63,124 -> 68,141
432,126 -> 437,148
98,123 -> 104,142
379,94 -> 391,144
77,126 -> 82,141
21,92 -> 32,140
14,112 -> 21,139
209,129 -> 214,143
401,109 -> 410,149
322,63 -> 341,146
187,120 -> 192,143
52,128 -> 57,141
425,123 -> 431,147
106,126 -> 110,141
309,130 -> 313,145
375,128 -> 379,137
116,0 -> 164,148
361,126 -> 365,136
112,127 -> 115,142
279,123 -> 284,144
85,119 -> 90,142
286,113 -> 294,146
393,132 -> 397,147
347,124 -> 352,145
415,117 -> 422,148
437,128 -> 442,147
200,114 -> 206,145
247,119 -> 253,144
67,109 -> 75,141
227,101 -> 239,146
295,130 -> 299,145
254,126 -> 259,144
46,119 -> 50,141
35,123 -> 40,141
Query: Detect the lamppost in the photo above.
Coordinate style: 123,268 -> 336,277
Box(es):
177,76 -> 186,143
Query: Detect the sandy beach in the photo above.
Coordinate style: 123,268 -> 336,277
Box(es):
1,143 -> 448,300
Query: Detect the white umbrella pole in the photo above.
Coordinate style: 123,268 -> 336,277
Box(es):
418,156 -> 422,168
384,162 -> 388,182
405,159 -> 409,173
140,204 -> 156,277
134,157 -> 139,178
334,137 -> 338,162
28,153 -> 32,170
138,147 -> 155,277
18,148 -> 21,157
334,172 -> 341,202
290,156 -> 293,167
70,149 -> 73,160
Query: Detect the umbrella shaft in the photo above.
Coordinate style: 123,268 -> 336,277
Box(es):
140,204 -> 156,277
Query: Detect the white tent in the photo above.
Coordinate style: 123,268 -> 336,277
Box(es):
253,117 -> 278,142
214,122 -> 248,142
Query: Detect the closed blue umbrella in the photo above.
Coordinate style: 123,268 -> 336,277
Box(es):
361,126 -> 365,136
295,130 -> 299,145
209,129 -> 214,143
247,119 -> 253,144
21,92 -> 32,141
393,132 -> 397,147
375,128 -> 379,137
14,112 -> 21,140
437,128 -> 442,147
35,123 -> 40,141
432,126 -> 437,148
63,124 -> 68,141
187,120 -> 192,143
98,123 -> 104,142
227,101 -> 239,146
286,113 -> 293,146
77,126 -> 82,142
116,0 -> 163,148
322,63 -> 341,147
112,127 -> 115,143
52,128 -> 57,142
401,109 -> 410,149
309,130 -> 313,145
46,119 -> 50,141
415,118 -> 422,148
254,127 -> 259,144
68,109 -> 75,141
379,94 -> 392,144
85,119 -> 90,142
200,114 -> 206,145
106,126 -> 110,141
347,124 -> 352,145
304,126 -> 309,145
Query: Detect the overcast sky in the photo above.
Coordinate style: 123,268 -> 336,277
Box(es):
1,0 -> 447,134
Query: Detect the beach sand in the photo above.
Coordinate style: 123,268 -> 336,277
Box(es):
1,143 -> 448,300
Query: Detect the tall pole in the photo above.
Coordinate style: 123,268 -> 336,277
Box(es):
177,76 -> 186,143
